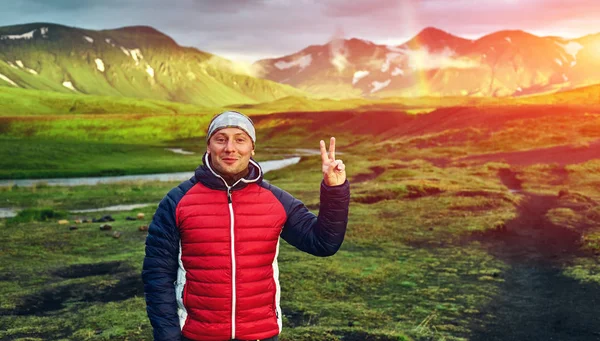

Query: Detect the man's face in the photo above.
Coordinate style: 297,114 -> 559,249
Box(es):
207,127 -> 254,177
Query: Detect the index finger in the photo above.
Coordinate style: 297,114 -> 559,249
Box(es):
320,140 -> 328,163
329,137 -> 336,161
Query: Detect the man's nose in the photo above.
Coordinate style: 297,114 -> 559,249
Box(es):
224,139 -> 236,151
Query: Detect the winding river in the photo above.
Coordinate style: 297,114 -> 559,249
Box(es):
0,157 -> 301,188
0,156 -> 301,218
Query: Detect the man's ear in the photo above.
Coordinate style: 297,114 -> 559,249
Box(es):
252,150 -> 255,156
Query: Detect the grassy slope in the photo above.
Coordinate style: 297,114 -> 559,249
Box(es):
0,86 -> 209,116
0,137 -> 206,179
2,86 -> 600,179
0,23 -> 307,107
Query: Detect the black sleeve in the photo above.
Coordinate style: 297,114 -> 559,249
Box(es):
142,180 -> 192,341
273,180 -> 350,256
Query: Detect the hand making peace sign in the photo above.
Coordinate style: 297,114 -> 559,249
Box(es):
320,137 -> 346,187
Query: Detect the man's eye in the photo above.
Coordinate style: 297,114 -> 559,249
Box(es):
236,138 -> 246,143
216,138 -> 226,143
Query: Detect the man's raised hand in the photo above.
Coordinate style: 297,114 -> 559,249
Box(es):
320,137 -> 346,186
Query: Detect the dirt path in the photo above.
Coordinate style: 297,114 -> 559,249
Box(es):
469,180 -> 600,340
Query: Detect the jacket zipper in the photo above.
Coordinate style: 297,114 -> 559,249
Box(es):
227,187 -> 236,339
202,154 -> 263,340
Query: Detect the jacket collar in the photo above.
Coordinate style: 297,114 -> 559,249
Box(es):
195,152 -> 262,191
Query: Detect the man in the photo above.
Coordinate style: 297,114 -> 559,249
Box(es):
142,111 -> 350,341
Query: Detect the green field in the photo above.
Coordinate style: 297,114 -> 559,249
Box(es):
2,87 -> 600,340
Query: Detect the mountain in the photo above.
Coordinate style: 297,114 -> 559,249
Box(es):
255,27 -> 600,98
402,27 -> 470,53
0,23 -> 305,107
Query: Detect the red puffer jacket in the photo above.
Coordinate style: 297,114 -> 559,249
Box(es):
143,153 -> 350,341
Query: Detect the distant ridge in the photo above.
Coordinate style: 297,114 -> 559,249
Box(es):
255,27 -> 600,98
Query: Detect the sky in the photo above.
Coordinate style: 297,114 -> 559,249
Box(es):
1,0 -> 599,63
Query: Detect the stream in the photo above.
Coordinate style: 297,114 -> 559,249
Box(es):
1,156 -> 301,218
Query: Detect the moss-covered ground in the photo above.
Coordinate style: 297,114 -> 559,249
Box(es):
2,98 -> 600,340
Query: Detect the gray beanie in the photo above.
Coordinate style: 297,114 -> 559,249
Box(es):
206,111 -> 256,144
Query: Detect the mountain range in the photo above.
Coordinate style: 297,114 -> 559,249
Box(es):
1,23 -> 599,104
255,27 -> 600,98
0,23 -> 303,107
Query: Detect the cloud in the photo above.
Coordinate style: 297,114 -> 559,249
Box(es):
202,55 -> 267,78
274,55 -> 313,71
328,28 -> 350,72
403,47 -> 479,70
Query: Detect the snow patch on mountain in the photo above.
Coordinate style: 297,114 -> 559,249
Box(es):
330,40 -> 349,72
40,27 -> 48,36
95,58 -> 105,72
386,45 -> 404,53
119,47 -> 144,65
562,74 -> 568,82
505,37 -> 512,43
11,59 -> 37,74
391,67 -> 404,76
557,41 -> 583,59
84,36 -> 94,43
381,53 -> 401,72
352,70 -> 369,85
62,81 -> 78,92
405,47 -> 477,70
146,64 -> 154,78
371,79 -> 391,93
555,58 -> 563,66
7,61 -> 17,69
130,49 -> 143,65
105,38 -> 116,47
331,53 -> 349,72
275,54 -> 312,71
571,61 -> 577,67
1,29 -> 36,40
0,73 -> 18,87
381,62 -> 389,73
